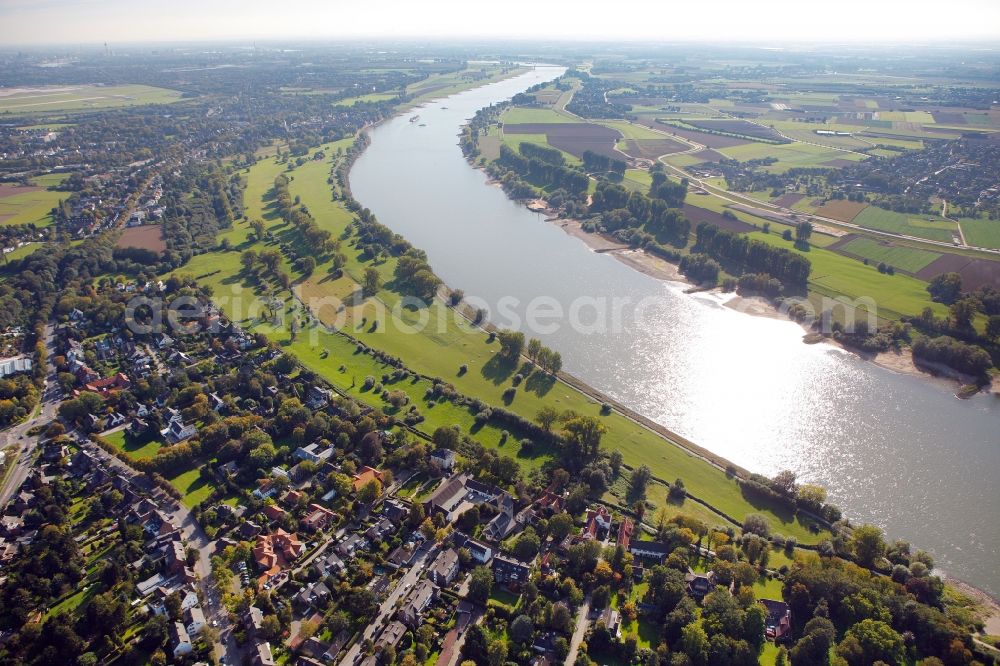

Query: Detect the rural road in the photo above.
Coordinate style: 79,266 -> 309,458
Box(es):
0,324 -> 60,509
565,595 -> 591,666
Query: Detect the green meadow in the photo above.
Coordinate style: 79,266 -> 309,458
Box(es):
172,140 -> 828,542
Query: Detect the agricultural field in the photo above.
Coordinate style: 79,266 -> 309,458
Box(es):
0,84 -> 182,115
0,175 -> 66,227
115,224 -> 166,253
502,123 -> 623,160
750,230 -> 949,321
407,64 -> 524,104
831,236 -> 942,274
685,118 -> 784,142
813,199 -> 869,223
717,141 -> 865,172
501,107 -> 576,124
851,206 -> 958,243
958,217 -> 1000,250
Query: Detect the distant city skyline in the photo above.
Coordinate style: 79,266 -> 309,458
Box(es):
2,0 -> 1000,46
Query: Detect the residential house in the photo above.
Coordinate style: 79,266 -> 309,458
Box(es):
294,442 -> 332,464
381,498 -> 409,523
295,581 -> 332,609
365,517 -> 394,542
337,533 -> 365,558
254,641 -> 276,666
185,606 -> 206,636
430,448 -> 456,472
253,529 -> 304,583
492,555 -> 531,586
451,531 -> 493,564
84,372 -> 131,397
245,606 -> 266,637
377,621 -> 408,651
305,386 -> 333,410
760,599 -> 792,641
161,416 -> 196,444
171,621 -> 193,658
629,540 -> 672,563
685,571 -> 718,601
352,466 -> 385,493
429,548 -> 460,587
617,517 -> 634,550
301,504 -> 337,532
397,580 -> 439,629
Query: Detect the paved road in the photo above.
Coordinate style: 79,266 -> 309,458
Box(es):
565,595 -> 591,666
0,324 -> 60,509
79,436 -> 240,665
337,542 -> 438,666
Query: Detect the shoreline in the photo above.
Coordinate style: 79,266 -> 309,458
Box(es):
362,77 -> 1000,608
531,203 -> 999,399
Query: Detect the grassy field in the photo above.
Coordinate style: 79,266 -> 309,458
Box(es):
1,242 -> 42,262
597,120 -> 664,140
172,142 -> 828,542
958,218 -> 1000,250
852,206 -> 957,243
499,132 -> 581,165
0,175 -> 66,227
333,92 -> 398,106
406,65 -> 525,105
750,231 -> 948,321
103,429 -> 164,460
837,237 -> 942,273
0,84 -> 182,115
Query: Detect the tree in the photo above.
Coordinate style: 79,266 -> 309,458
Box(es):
949,297 -> 978,329
560,415 -> 606,463
742,513 -> 771,538
835,619 -> 905,666
927,272 -> 962,304
496,329 -> 525,360
795,221 -> 813,244
987,315 -> 1000,341
681,623 -> 710,666
851,524 -> 886,568
536,406 -> 560,431
629,465 -> 652,500
297,255 -> 316,276
468,566 -> 493,604
527,338 -> 542,363
240,250 -> 258,272
357,478 -> 382,504
548,512 -> 574,542
363,267 -> 381,296
789,616 -> 836,666
513,528 -> 541,561
509,614 -> 534,645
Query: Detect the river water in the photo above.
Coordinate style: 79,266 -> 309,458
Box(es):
351,66 -> 1000,597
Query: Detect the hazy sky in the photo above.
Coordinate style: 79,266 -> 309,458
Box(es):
2,0 -> 1000,46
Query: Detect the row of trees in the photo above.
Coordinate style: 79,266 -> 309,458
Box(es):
694,222 -> 811,288
498,144 -> 589,195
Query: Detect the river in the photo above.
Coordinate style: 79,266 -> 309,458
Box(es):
350,66 -> 1000,597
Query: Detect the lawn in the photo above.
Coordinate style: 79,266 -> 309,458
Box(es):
959,218 -> 1000,250
836,237 -> 941,274
173,141 -> 832,544
169,467 -> 218,509
103,429 -> 164,460
0,84 -> 183,115
852,206 -> 957,243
